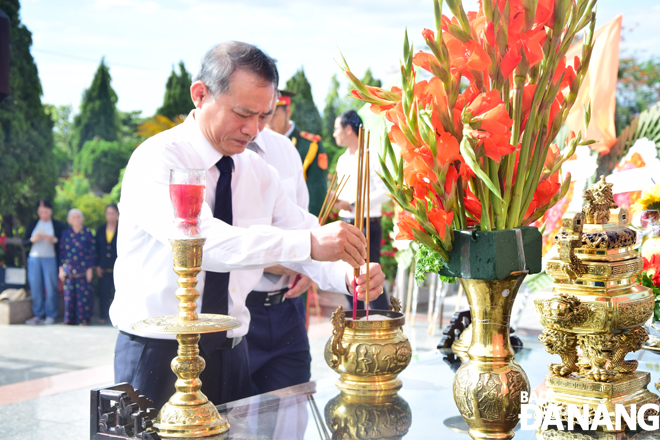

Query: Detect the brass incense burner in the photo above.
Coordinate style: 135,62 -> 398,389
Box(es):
324,392 -> 412,440
324,299 -> 412,397
534,176 -> 658,429
132,239 -> 241,438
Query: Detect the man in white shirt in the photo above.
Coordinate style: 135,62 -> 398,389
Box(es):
111,42 -> 385,409
243,126 -> 317,395
333,110 -> 390,311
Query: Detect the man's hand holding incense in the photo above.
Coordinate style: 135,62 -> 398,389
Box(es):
310,221 -> 366,268
346,263 -> 385,302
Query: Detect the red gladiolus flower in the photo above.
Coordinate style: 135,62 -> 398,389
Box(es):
404,155 -> 437,199
501,47 -> 522,79
436,131 -> 460,166
525,172 -> 561,218
428,207 -> 454,240
413,51 -> 438,74
466,90 -> 514,162
463,187 -> 482,222
396,215 -> 423,240
544,143 -> 561,170
422,28 -> 435,41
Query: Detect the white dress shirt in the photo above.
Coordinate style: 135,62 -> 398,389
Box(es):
335,148 -> 390,219
110,113 -> 349,339
248,128 -> 310,292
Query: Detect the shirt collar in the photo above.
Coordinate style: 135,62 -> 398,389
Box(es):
284,121 -> 295,138
184,110 -> 224,170
251,128 -> 274,155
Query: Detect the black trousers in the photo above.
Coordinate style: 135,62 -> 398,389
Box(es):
246,296 -> 311,395
114,332 -> 252,410
98,272 -> 115,320
341,217 -> 389,311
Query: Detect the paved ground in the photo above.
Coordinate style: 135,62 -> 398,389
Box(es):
0,284 -> 545,440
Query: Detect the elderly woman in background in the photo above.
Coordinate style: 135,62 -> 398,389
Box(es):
59,209 -> 96,326
95,204 -> 119,325
23,200 -> 66,325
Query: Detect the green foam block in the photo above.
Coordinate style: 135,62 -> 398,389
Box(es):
438,226 -> 542,280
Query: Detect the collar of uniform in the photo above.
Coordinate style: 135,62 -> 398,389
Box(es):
284,121 -> 295,138
184,110 -> 224,172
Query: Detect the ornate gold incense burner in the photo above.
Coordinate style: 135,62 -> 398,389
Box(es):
324,299 -> 412,397
534,176 -> 658,429
324,392 -> 412,440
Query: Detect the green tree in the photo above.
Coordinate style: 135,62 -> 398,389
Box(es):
361,68 -> 382,88
70,58 -> 119,155
74,139 -> 133,193
110,166 -> 126,203
322,75 -> 343,172
0,0 -> 57,235
118,109 -> 146,147
54,174 -> 111,231
285,68 -> 323,135
157,61 -> 194,119
615,57 -> 660,134
45,104 -> 74,176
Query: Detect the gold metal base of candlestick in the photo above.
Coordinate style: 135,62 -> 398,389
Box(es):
155,401 -> 228,438
540,372 -> 659,431
134,238 -> 242,438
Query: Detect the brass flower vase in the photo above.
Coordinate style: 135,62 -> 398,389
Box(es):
439,227 -> 541,440
452,274 -> 530,440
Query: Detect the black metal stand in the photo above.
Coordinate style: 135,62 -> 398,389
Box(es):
90,383 -> 160,440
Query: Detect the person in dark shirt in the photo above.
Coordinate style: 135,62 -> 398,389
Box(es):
95,204 -> 118,324
59,209 -> 96,326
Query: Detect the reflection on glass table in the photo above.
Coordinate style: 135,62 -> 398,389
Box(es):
210,348 -> 659,439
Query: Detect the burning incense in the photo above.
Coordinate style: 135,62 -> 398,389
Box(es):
365,132 -> 371,320
352,126 -> 371,320
319,174 -> 348,226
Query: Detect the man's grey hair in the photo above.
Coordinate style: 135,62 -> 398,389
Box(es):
193,41 -> 279,97
67,208 -> 84,220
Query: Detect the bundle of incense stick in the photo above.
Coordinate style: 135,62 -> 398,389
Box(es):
352,127 -> 371,320
318,173 -> 348,226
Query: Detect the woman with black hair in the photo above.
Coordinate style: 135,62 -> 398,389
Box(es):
95,203 -> 118,324
23,200 -> 66,325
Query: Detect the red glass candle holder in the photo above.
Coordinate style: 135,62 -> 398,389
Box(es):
169,169 -> 205,238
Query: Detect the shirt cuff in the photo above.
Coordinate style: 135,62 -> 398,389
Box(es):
278,229 -> 312,263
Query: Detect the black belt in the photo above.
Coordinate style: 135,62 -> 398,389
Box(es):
340,217 -> 382,226
119,330 -> 242,350
246,288 -> 288,307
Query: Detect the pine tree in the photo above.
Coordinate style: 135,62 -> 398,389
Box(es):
285,68 -> 322,135
0,0 -> 57,235
157,61 -> 193,119
70,58 -> 119,155
322,75 -> 342,170
361,68 -> 382,88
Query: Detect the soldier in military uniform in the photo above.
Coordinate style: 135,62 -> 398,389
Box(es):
267,90 -> 328,217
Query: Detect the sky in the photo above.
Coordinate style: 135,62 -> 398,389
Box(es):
18,0 -> 660,121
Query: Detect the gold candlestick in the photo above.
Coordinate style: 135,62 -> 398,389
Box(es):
133,238 -> 241,438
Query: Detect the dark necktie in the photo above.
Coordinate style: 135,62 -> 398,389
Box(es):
201,155 -> 233,353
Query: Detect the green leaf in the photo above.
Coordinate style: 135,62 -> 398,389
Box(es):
414,243 -> 456,285
459,137 -> 504,202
